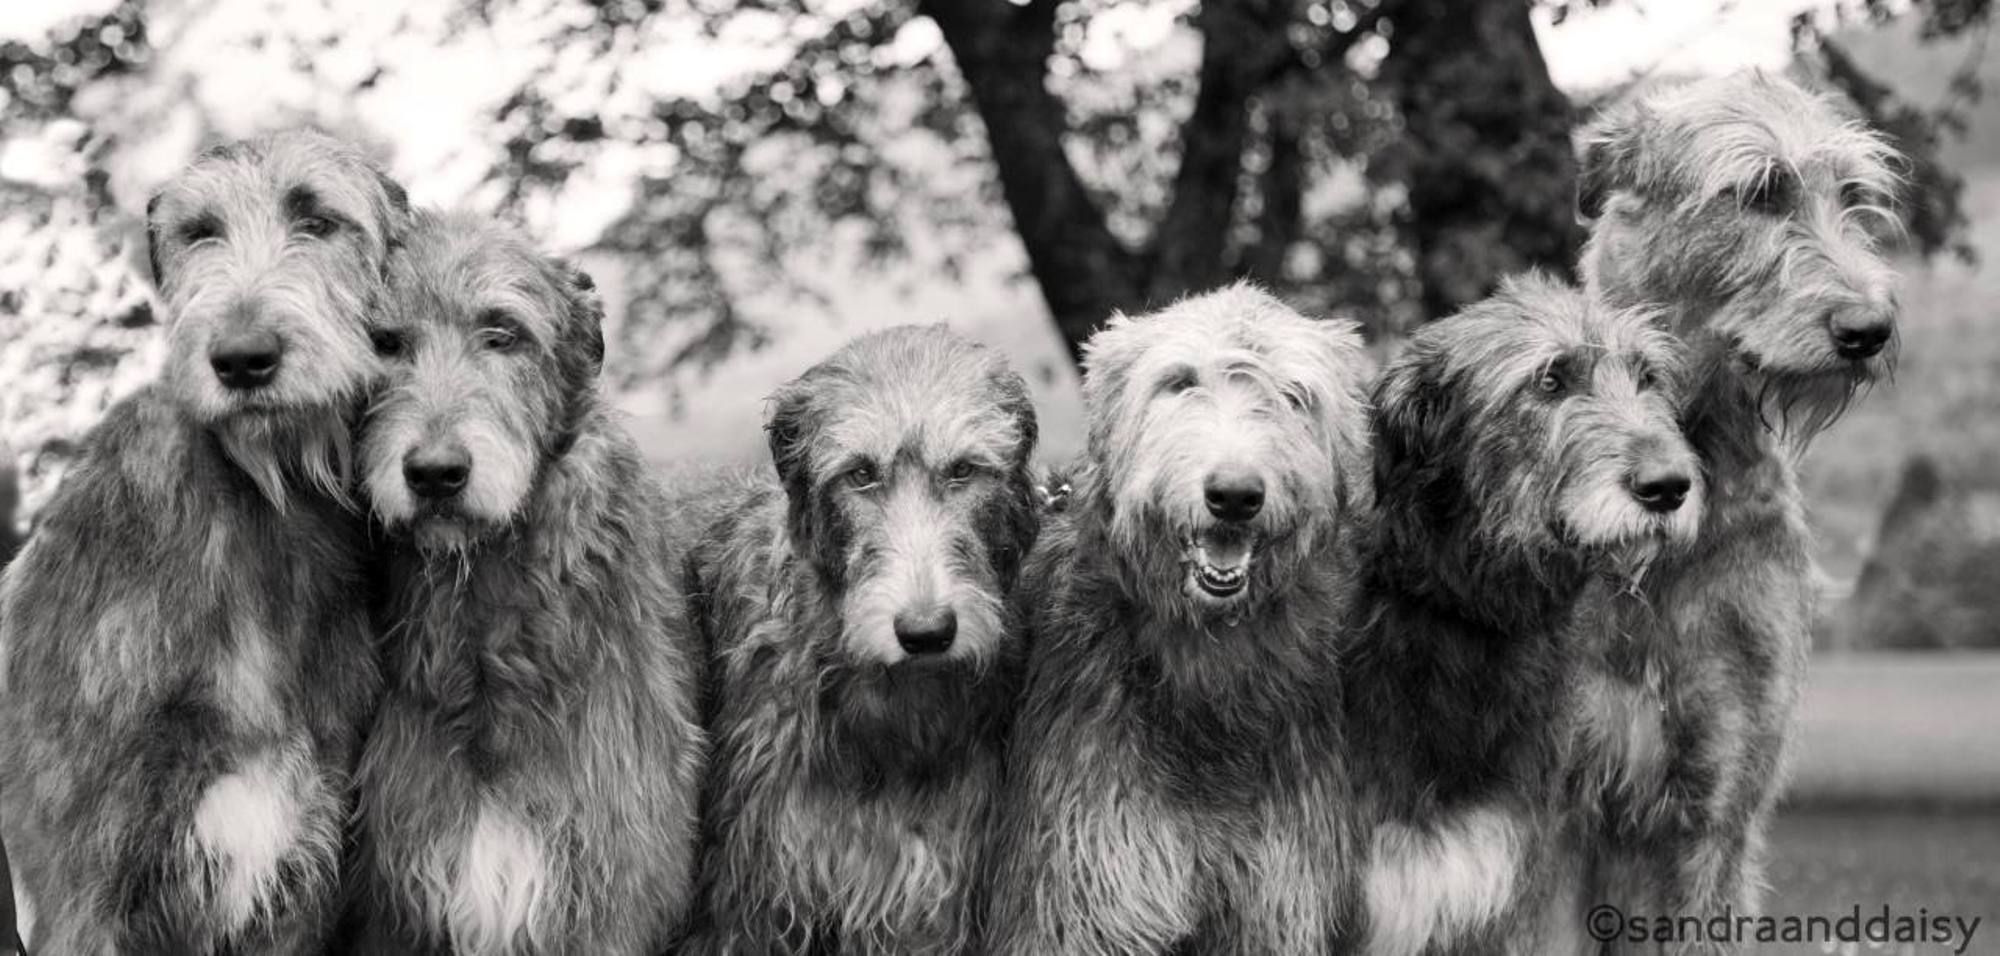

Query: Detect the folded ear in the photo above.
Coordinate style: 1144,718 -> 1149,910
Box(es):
764,379 -> 817,498
557,262 -> 606,376
144,193 -> 165,287
374,168 -> 413,249
1369,345 -> 1466,551
1575,101 -> 1645,224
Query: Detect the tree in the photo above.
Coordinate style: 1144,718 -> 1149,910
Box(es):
0,0 -> 1987,522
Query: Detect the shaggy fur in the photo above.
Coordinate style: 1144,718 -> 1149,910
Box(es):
1343,274 -> 1700,956
681,325 -> 1040,955
0,130 -> 405,953
1556,71 -> 1905,952
345,212 -> 705,956
986,284 -> 1372,955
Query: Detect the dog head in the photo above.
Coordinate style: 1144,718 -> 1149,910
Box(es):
1577,70 -> 1902,436
148,130 -> 409,427
766,325 -> 1039,670
1374,273 -> 1700,601
1078,283 -> 1372,625
359,211 -> 605,555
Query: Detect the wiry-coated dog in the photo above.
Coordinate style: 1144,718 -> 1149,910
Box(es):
681,326 -> 1039,954
1563,70 -> 1902,949
0,131 -> 405,953
1343,275 -> 1699,956
987,284 -> 1372,955
347,212 -> 704,955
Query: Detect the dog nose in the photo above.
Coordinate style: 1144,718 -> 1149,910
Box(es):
1827,307 -> 1893,360
403,444 -> 472,501
893,606 -> 957,656
208,328 -> 284,391
1204,468 -> 1265,522
1629,463 -> 1692,514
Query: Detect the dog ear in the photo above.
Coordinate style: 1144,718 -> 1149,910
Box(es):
1575,103 -> 1643,224
144,192 -> 166,288
1369,347 -> 1465,552
374,169 -> 412,250
559,263 -> 607,375
764,381 -> 815,498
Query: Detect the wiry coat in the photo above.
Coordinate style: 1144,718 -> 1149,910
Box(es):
348,215 -> 705,955
1342,276 -> 1697,956
0,394 -> 379,953
683,327 -> 1040,955
0,131 -> 402,954
1560,71 -> 1900,952
987,286 -> 1373,956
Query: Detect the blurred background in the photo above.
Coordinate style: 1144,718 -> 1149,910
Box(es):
0,0 -> 1994,936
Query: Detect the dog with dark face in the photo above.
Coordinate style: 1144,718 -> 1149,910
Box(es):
681,325 -> 1039,955
0,130 -> 404,953
1564,71 -> 1904,950
987,284 -> 1372,955
346,211 -> 705,955
1344,274 -> 1699,956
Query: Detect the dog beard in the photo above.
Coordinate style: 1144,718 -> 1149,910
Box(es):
815,650 -> 1021,792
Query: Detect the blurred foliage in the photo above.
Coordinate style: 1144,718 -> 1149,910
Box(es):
0,0 -> 1988,524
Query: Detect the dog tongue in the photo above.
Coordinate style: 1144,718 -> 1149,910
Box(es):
1196,531 -> 1253,570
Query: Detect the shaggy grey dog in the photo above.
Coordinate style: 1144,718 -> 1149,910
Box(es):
0,131 -> 405,953
346,211 -> 705,955
987,284 -> 1372,955
1561,70 -> 1902,953
682,325 -> 1040,955
1344,274 -> 1699,956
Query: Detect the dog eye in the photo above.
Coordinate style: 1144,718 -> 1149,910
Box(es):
476,327 -> 521,352
845,463 -> 879,489
1838,182 -> 1873,210
370,328 -> 406,358
1740,173 -> 1794,215
179,216 -> 223,245
295,214 -> 340,239
1636,366 -> 1659,391
1161,370 -> 1198,394
946,461 -> 978,483
1537,370 -> 1566,396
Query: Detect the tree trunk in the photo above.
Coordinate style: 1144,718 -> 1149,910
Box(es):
923,0 -> 1144,362
1375,0 -> 1582,321
1146,0 -> 1295,302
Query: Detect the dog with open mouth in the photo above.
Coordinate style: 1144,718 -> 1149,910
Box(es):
987,283 -> 1373,955
1342,273 -> 1701,956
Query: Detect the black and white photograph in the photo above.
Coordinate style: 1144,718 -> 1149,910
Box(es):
0,0 -> 1994,953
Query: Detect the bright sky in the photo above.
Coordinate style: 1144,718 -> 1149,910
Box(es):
1,0 -> 1835,94
1533,0 -> 1834,92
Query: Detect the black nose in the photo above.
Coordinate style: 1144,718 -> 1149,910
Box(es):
403,444 -> 471,501
1629,464 -> 1692,513
1203,468 -> 1265,522
208,329 -> 284,391
893,606 -> 957,656
1828,308 -> 1893,360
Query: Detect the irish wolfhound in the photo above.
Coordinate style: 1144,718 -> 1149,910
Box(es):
681,325 -> 1039,955
986,284 -> 1372,955
346,211 -> 705,955
0,131 -> 405,953
1565,71 -> 1902,949
1344,274 -> 1700,956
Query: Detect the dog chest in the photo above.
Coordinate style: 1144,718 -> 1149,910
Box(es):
420,802 -> 556,955
1578,669 -> 1668,799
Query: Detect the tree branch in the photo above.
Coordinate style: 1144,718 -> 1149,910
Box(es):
1146,0 -> 1295,300
922,0 -> 1143,360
